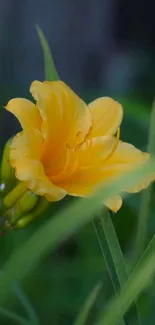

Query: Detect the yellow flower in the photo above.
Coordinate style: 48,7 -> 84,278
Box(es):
5,80 -> 153,212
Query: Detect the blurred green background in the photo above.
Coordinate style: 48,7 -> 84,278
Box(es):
0,1 -> 155,324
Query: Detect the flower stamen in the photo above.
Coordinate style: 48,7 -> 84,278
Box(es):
85,127 -> 92,149
103,128 -> 120,163
51,144 -> 70,181
65,148 -> 80,178
51,127 -> 93,182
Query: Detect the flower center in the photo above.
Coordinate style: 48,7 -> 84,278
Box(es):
51,128 -> 120,183
51,128 -> 92,182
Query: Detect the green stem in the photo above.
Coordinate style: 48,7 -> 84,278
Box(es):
93,210 -> 141,325
134,101 -> 155,263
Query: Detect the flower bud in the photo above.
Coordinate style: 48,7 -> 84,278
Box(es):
14,197 -> 50,229
6,190 -> 39,224
3,182 -> 28,209
0,138 -> 15,195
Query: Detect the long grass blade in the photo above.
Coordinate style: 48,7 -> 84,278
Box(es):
133,233 -> 155,273
74,283 -> 102,325
36,25 -> 59,81
93,211 -> 141,325
96,252 -> 155,325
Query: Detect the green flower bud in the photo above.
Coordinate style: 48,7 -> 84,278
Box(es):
3,182 -> 27,209
6,190 -> 39,224
0,138 -> 15,195
14,213 -> 35,229
14,197 -> 50,229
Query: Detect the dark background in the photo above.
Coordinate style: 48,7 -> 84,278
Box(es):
1,0 -> 155,144
0,1 -> 155,324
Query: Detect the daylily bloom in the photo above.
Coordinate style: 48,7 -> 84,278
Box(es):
5,81 -> 153,212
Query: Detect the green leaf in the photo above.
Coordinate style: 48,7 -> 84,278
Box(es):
74,283 -> 102,325
36,25 -> 59,81
93,211 -> 141,325
96,252 -> 155,325
0,160 -> 154,305
134,233 -> 155,272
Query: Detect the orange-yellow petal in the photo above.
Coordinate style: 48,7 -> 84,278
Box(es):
57,140 -> 153,200
30,81 -> 92,162
56,136 -> 120,195
5,98 -> 42,131
104,195 -> 123,212
88,97 -> 123,137
78,136 -> 117,170
9,130 -> 44,168
14,158 -> 66,201
49,136 -> 117,184
104,141 -> 153,193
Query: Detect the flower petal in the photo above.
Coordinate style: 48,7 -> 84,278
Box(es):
49,136 -> 117,184
57,140 -> 154,200
5,98 -> 42,131
78,136 -> 117,170
56,136 -> 119,195
30,81 -> 92,164
88,97 -> 123,137
9,130 -> 44,168
14,158 -> 66,202
104,195 -> 123,212
104,141 -> 154,193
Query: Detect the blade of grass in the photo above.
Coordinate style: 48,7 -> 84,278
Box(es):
36,25 -> 59,81
134,101 -> 155,264
94,211 -> 127,288
0,161 -> 154,305
93,211 -> 141,325
0,307 -> 29,325
14,284 -> 40,325
93,217 -> 125,325
133,233 -> 155,273
96,252 -> 155,325
74,283 -> 102,325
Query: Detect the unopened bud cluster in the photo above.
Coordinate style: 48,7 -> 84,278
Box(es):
0,139 -> 49,232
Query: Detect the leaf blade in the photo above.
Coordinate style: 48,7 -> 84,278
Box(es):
96,252 -> 155,325
74,283 -> 102,325
36,25 -> 59,81
93,211 -> 141,325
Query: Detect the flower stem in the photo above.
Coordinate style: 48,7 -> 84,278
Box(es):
93,209 -> 141,325
3,182 -> 27,209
